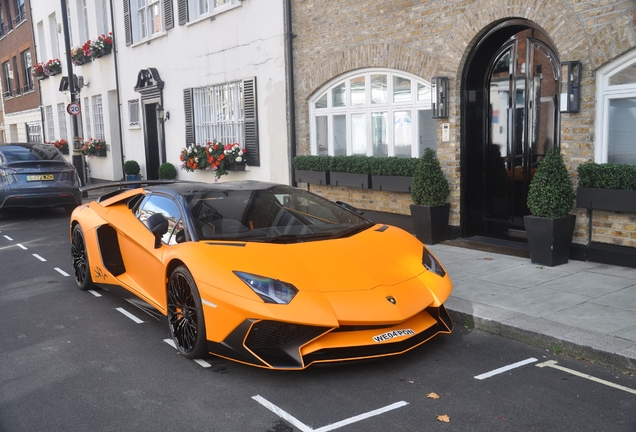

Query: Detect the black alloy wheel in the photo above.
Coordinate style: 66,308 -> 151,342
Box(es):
168,265 -> 207,359
71,224 -> 94,290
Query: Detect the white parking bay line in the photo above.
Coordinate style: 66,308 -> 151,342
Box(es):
88,290 -> 102,297
33,254 -> 46,262
537,360 -> 636,395
116,307 -> 144,324
474,357 -> 538,380
16,243 -> 27,250
55,268 -> 70,277
163,338 -> 177,349
3,235 -> 13,241
252,395 -> 409,432
194,359 -> 212,368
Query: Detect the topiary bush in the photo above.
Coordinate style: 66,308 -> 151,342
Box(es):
158,162 -> 177,180
292,155 -> 332,172
123,160 -> 140,175
527,148 -> 575,218
411,148 -> 449,206
576,162 -> 636,190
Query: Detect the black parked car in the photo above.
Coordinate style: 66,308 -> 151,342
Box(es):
0,143 -> 82,214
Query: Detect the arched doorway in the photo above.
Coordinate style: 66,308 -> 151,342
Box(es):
462,20 -> 561,241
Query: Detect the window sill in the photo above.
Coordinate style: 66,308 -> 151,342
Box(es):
130,31 -> 167,48
186,2 -> 242,27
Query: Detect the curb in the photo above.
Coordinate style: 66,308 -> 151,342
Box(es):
445,297 -> 636,373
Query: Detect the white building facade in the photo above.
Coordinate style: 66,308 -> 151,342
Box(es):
114,0 -> 288,183
31,0 -> 289,184
30,0 -> 121,182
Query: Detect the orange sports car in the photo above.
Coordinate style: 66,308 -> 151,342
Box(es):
70,180 -> 452,369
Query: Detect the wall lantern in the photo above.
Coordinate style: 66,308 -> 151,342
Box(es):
560,61 -> 581,113
156,104 -> 170,124
431,76 -> 449,119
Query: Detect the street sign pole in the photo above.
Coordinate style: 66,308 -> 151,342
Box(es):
60,0 -> 86,190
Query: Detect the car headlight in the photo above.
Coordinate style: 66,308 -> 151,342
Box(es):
234,271 -> 298,304
422,247 -> 446,277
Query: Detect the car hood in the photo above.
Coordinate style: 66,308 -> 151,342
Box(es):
203,224 -> 427,293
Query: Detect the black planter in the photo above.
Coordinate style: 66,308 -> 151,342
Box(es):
371,175 -> 412,193
576,187 -> 636,212
409,203 -> 450,245
295,169 -> 329,186
330,172 -> 371,189
227,162 -> 246,171
126,174 -> 142,188
524,214 -> 576,267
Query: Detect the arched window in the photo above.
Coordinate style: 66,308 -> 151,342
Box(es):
309,69 -> 437,158
595,50 -> 636,165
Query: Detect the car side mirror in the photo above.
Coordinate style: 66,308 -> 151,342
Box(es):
147,213 -> 169,249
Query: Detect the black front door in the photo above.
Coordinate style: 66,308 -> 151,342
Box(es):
463,23 -> 560,240
144,103 -> 161,180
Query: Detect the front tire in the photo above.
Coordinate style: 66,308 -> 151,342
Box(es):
168,266 -> 207,359
71,224 -> 94,290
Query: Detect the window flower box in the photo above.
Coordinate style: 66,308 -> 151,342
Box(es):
329,172 -> 371,189
371,175 -> 412,193
295,169 -> 329,185
91,33 -> 113,59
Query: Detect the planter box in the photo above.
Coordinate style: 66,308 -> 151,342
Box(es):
524,214 -> 576,267
410,203 -> 450,245
330,172 -> 371,189
295,169 -> 329,185
371,175 -> 412,193
576,187 -> 636,212
227,162 -> 246,172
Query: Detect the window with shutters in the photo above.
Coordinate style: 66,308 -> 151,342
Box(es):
124,0 -> 174,46
178,0 -> 240,25
184,77 -> 259,166
128,99 -> 140,128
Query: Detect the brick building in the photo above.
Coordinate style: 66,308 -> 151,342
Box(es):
290,0 -> 636,264
0,0 -> 41,143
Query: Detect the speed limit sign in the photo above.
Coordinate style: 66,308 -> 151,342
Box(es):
67,102 -> 81,116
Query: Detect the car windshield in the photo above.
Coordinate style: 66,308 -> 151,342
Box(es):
1,144 -> 64,163
183,185 -> 373,243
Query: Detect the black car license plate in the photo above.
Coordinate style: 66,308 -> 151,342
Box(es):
26,174 -> 54,181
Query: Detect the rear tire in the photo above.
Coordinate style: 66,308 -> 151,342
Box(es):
71,224 -> 94,290
167,265 -> 207,359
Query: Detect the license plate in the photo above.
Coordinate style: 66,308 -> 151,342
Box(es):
26,174 -> 54,181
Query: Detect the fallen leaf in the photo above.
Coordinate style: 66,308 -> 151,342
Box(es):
485,257 -> 493,260
426,392 -> 440,399
437,414 -> 450,422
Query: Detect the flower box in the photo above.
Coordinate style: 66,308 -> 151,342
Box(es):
576,187 -> 636,213
48,66 -> 61,76
329,172 -> 371,189
295,169 -> 329,185
95,148 -> 107,157
227,162 -> 246,171
371,175 -> 412,193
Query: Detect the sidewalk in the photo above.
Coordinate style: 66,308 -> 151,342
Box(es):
429,243 -> 636,372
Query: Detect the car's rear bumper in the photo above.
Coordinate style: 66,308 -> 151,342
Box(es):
0,189 -> 81,209
206,305 -> 453,369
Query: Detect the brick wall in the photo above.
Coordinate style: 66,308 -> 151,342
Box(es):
291,0 -> 636,246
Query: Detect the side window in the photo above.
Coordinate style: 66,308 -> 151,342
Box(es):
136,195 -> 185,245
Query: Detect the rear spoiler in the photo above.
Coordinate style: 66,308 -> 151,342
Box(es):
80,180 -> 184,204
79,179 -> 180,194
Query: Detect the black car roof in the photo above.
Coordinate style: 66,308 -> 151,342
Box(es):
148,180 -> 288,197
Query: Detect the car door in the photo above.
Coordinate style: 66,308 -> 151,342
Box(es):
117,193 -> 185,311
